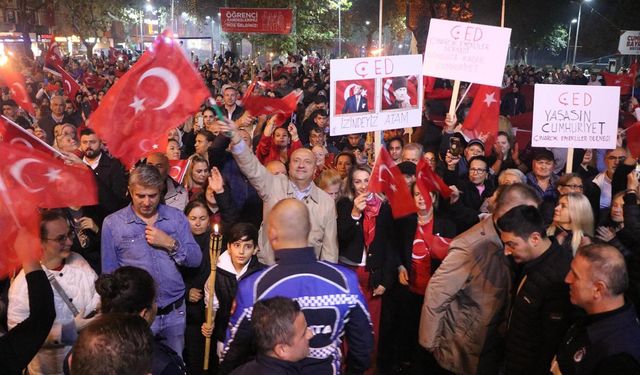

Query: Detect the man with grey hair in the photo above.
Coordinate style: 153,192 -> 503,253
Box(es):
146,152 -> 189,211
101,164 -> 202,356
37,95 -> 78,145
552,244 -> 640,374
420,183 -> 542,375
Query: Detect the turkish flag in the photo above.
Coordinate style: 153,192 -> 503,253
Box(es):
0,68 -> 36,115
1,142 -> 97,209
44,37 -> 64,75
0,116 -> 61,157
242,89 -> 301,119
462,84 -> 500,152
256,80 -> 279,91
83,71 -> 107,91
602,62 -> 637,96
627,122 -> 640,158
369,147 -> 416,218
416,159 -> 452,200
0,189 -> 42,277
88,30 -> 210,168
58,67 -> 82,99
168,159 -> 190,183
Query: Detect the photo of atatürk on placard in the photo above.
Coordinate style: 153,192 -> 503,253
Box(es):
382,75 -> 419,110
335,79 -> 375,116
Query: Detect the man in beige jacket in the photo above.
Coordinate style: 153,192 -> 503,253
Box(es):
218,118 -> 338,265
419,183 -> 540,375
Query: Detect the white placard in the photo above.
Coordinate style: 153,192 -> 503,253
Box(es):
422,19 -> 511,87
329,54 -> 423,136
618,30 -> 640,55
532,85 -> 620,150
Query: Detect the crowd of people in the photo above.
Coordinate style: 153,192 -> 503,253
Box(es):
1,44 -> 640,375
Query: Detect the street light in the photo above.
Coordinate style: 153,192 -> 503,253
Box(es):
206,16 -> 215,57
572,0 -> 591,67
565,19 -> 577,66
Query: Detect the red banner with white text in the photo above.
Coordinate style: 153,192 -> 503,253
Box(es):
220,8 -> 293,34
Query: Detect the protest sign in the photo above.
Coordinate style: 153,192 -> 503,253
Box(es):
422,19 -> 511,87
220,8 -> 292,34
532,85 -> 620,150
330,54 -> 423,136
618,30 -> 640,55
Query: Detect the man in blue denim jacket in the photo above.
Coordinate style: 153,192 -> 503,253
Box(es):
101,164 -> 202,357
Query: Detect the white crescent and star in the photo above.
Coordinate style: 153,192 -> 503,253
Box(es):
138,139 -> 154,152
10,158 -> 61,193
130,67 -> 181,114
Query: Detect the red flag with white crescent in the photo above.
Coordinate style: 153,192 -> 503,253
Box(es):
0,116 -> 61,157
242,89 -> 302,120
416,159 -> 452,200
369,147 -> 416,218
57,67 -> 82,99
0,141 -> 97,276
168,159 -> 190,184
88,30 -> 210,168
0,142 -> 97,209
44,36 -> 64,76
0,68 -> 36,115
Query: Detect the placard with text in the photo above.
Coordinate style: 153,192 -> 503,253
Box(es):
422,19 -> 511,87
330,55 -> 423,136
618,30 -> 640,55
531,85 -> 620,150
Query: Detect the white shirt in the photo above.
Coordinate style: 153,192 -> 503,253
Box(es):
592,172 -> 612,209
82,152 -> 102,170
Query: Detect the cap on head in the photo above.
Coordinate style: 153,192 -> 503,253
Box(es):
532,148 -> 555,162
467,139 -> 485,151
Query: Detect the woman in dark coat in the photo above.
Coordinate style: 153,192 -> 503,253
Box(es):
336,165 -> 396,369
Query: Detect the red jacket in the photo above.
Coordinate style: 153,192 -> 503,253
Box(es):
256,135 -> 302,165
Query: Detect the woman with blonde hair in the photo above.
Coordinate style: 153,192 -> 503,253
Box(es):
316,168 -> 343,201
547,192 -> 594,255
184,155 -> 210,199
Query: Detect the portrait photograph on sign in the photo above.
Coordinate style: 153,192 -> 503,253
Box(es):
329,54 -> 423,136
335,79 -> 375,115
381,75 -> 419,111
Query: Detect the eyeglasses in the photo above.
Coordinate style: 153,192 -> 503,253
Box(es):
469,168 -> 487,174
44,231 -> 74,244
607,156 -> 626,161
561,184 -> 583,190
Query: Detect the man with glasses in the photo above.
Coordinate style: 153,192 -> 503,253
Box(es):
593,147 -> 627,211
8,210 -> 99,375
